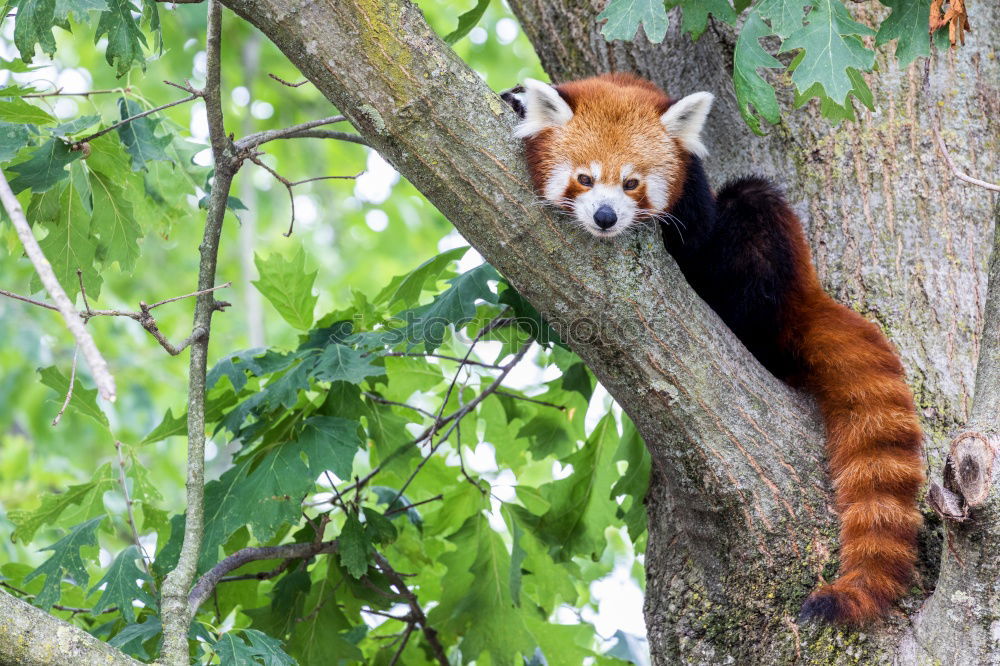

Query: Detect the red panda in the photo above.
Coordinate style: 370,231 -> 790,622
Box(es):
503,73 -> 926,625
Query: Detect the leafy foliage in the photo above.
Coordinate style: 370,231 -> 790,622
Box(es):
0,2 -> 645,664
596,0 -> 947,130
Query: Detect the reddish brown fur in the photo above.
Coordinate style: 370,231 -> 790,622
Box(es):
777,208 -> 925,624
524,73 -> 686,209
518,73 -> 924,624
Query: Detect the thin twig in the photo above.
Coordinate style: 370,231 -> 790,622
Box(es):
388,624 -> 414,666
188,540 -> 339,612
384,494 -> 444,517
147,282 -> 232,310
22,87 -> 130,99
235,115 -> 347,150
492,388 -> 566,410
931,116 -> 1000,192
0,288 -> 58,311
363,392 -> 435,418
115,442 -> 158,594
268,73 -> 307,87
71,94 -> 200,149
51,346 -> 79,427
382,351 -> 503,369
248,154 -> 361,236
217,559 -> 292,584
0,169 -> 116,402
371,552 -> 448,666
273,128 -> 370,146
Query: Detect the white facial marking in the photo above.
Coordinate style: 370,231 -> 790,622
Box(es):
573,183 -> 638,238
620,164 -> 635,180
645,174 -> 668,211
544,162 -> 573,203
660,91 -> 714,158
514,78 -> 574,138
590,162 -> 602,180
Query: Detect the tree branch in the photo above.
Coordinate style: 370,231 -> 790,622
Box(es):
188,540 -> 338,612
0,169 -> 116,402
158,1 -> 235,662
71,93 -> 200,150
235,115 -> 348,150
0,588 -> 141,666
371,551 -> 448,666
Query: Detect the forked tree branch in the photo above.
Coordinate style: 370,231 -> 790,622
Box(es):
0,169 -> 116,402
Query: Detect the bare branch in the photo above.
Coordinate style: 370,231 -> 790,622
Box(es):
268,72 -> 307,87
51,346 -> 79,427
188,540 -> 338,612
272,128 -> 370,146
371,551 -> 448,666
932,117 -> 1000,192
0,168 -> 116,402
71,94 -> 200,149
22,87 -> 131,98
235,115 -> 347,150
159,1 -> 236,661
115,442 -> 158,593
0,287 -> 59,311
248,153 -> 361,236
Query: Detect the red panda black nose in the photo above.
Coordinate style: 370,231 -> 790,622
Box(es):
594,205 -> 617,229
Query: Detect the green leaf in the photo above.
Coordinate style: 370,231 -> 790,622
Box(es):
32,173 -> 103,300
756,0 -> 809,38
611,418 -> 651,541
109,616 -> 161,661
338,513 -> 369,579
141,407 -> 186,444
215,629 -> 296,666
24,516 -> 103,608
444,0 -> 490,45
9,464 -> 115,543
429,514 -> 535,662
732,10 -> 784,134
89,166 -> 142,272
362,507 -> 397,545
116,97 -> 172,170
38,365 -> 110,428
597,0 -> 669,43
399,262 -> 499,352
0,98 -> 55,124
781,0 -> 876,106
7,138 -> 82,193
666,0 -> 738,40
313,344 -> 382,385
89,545 -> 156,623
10,0 -> 57,62
374,245 -> 467,307
295,415 -> 362,480
514,414 -> 620,559
0,121 -> 33,162
253,248 -> 318,330
55,0 -> 105,22
95,0 -> 148,77
242,629 -> 296,666
518,412 -> 575,458
876,0 -> 931,67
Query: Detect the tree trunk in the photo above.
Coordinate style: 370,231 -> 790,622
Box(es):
221,0 -> 1000,662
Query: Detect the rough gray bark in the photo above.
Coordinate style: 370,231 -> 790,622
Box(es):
0,589 -> 141,666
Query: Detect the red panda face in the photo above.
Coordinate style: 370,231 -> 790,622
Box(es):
512,74 -> 713,238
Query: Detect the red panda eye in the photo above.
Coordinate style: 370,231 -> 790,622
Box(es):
623,178 -> 639,191
577,174 -> 593,187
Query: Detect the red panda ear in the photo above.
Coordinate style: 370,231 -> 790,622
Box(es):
514,78 -> 574,138
660,91 -> 714,158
